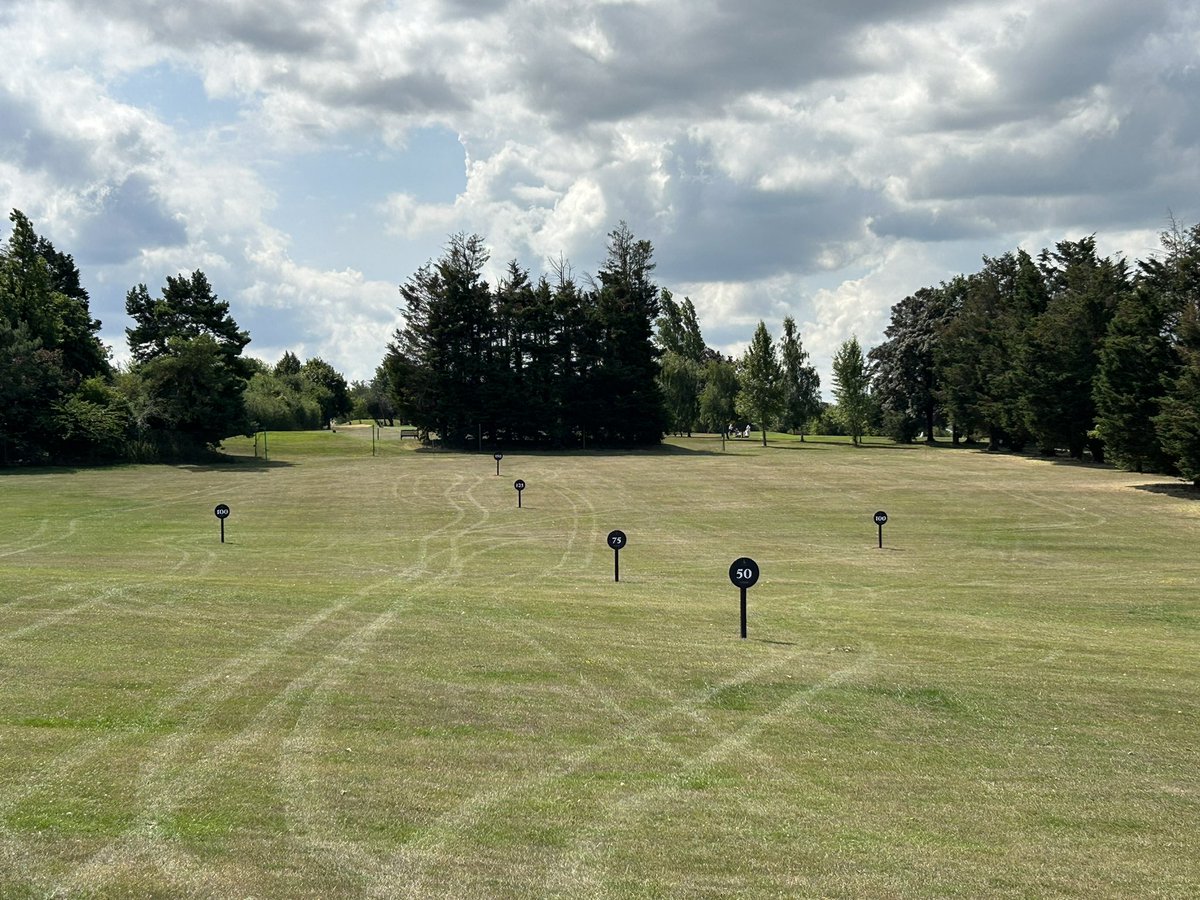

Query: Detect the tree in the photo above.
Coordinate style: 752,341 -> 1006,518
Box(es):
871,284 -> 959,443
1023,237 -> 1127,459
656,290 -> 708,436
699,356 -> 739,433
124,271 -> 253,453
126,334 -> 253,450
301,356 -> 351,427
659,351 -> 703,435
1093,284 -> 1177,472
275,351 -> 302,376
1155,320 -> 1200,485
0,321 -> 65,464
592,222 -> 666,445
388,233 -> 495,446
832,336 -> 872,445
736,321 -> 784,446
0,210 -> 115,464
938,252 -> 1045,449
126,270 -> 250,365
1152,221 -> 1200,483
778,316 -> 821,439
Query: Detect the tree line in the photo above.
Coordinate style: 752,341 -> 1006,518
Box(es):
3,206 -> 1199,484
0,210 -> 352,464
869,222 -> 1200,483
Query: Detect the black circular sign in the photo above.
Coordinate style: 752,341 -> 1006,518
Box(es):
514,479 -> 525,491
607,530 -> 626,550
728,557 -> 760,589
494,452 -> 503,461
873,510 -> 888,526
214,504 -> 231,519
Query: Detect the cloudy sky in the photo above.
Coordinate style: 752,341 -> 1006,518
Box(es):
2,0 -> 1198,388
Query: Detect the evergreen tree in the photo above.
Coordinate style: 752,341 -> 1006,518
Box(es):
124,271 -> 253,453
1023,237 -> 1127,459
126,270 -> 250,365
1093,284 -> 1177,472
592,222 -> 666,445
0,321 -> 65,464
778,316 -> 821,439
736,321 -> 784,446
275,351 -> 302,376
0,210 -> 116,464
1152,221 -> 1200,483
871,284 -> 959,443
938,251 -> 1044,449
388,234 -> 495,446
832,335 -> 872,445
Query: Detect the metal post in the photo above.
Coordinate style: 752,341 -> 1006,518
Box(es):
740,587 -> 747,639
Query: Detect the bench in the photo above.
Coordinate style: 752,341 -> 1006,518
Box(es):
399,428 -> 419,439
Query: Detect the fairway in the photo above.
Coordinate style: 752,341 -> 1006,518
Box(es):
1,430 -> 1198,898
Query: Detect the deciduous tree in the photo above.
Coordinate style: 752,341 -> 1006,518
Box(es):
832,335 -> 872,445
736,321 -> 784,446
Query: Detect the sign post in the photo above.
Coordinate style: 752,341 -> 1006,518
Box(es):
728,557 -> 760,639
607,530 -> 626,582
514,479 -> 526,508
494,451 -> 503,476
214,504 -> 231,543
873,510 -> 888,548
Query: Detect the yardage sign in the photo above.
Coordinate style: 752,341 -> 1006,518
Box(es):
514,479 -> 526,508
214,503 -> 230,543
607,530 -> 626,582
493,451 -> 503,475
728,557 -> 760,589
728,557 -> 759,640
873,510 -> 888,548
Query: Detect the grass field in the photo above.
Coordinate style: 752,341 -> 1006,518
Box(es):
1,426 -> 1198,898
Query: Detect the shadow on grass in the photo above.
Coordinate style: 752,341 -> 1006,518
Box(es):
0,465 -> 82,476
177,457 -> 296,472
413,442 -> 728,458
1132,482 -> 1200,500
0,455 -> 293,475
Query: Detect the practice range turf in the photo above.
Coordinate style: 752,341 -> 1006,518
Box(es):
1,426 -> 1197,898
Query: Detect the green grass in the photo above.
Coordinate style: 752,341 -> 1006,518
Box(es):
1,430 -> 1198,897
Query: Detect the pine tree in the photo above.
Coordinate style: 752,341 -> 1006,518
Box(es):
1152,221 -> 1200,483
124,270 -> 252,452
592,222 -> 665,445
938,251 -> 1044,449
1093,284 -> 1176,472
870,284 -> 958,443
388,234 -> 495,447
1023,237 -> 1127,460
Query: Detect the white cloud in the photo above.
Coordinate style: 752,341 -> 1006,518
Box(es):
3,0 -> 1198,386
